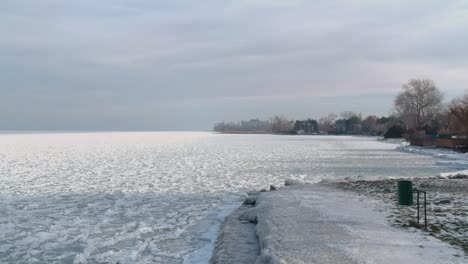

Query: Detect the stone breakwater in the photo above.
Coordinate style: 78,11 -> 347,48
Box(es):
210,180 -> 467,264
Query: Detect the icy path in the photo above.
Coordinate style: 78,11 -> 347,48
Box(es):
223,183 -> 467,264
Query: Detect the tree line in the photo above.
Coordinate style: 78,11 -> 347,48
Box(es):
394,78 -> 468,137
213,78 -> 468,138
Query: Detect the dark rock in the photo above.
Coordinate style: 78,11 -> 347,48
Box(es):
239,208 -> 258,224
243,196 -> 258,206
449,174 -> 468,179
434,199 -> 451,205
406,219 -> 424,229
284,179 -> 303,186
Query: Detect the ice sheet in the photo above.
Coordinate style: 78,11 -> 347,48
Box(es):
0,132 -> 462,263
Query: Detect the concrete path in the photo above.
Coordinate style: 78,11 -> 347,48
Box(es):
211,183 -> 467,264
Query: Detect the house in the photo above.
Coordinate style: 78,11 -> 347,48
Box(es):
335,119 -> 361,134
294,119 -> 319,135
335,119 -> 346,134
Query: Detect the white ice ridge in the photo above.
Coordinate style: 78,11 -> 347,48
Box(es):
232,183 -> 466,264
398,144 -> 468,170
439,169 -> 468,179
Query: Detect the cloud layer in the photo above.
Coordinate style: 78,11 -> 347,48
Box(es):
1,0 -> 468,130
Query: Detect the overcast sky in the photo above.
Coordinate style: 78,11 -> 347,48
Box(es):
1,0 -> 468,130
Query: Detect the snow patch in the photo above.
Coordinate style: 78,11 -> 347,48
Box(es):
440,170 -> 468,179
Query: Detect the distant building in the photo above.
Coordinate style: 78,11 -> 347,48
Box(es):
335,119 -> 348,134
335,119 -> 361,134
294,119 -> 319,135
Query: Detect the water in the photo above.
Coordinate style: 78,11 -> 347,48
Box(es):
0,132 -> 453,263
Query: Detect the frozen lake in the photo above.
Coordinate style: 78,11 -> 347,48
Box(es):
0,132 -> 458,263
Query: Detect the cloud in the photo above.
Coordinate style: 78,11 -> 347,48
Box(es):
230,0 -> 306,9
1,0 -> 468,130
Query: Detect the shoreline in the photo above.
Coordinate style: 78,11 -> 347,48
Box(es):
183,203 -> 241,264
210,180 -> 467,263
328,177 -> 468,254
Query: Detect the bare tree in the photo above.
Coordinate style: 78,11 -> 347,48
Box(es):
270,115 -> 293,134
433,104 -> 452,134
340,111 -> 361,120
319,113 -> 337,132
361,115 -> 378,133
448,92 -> 468,135
394,78 -> 444,129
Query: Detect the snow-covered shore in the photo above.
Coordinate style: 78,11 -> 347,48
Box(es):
331,177 -> 468,255
210,181 -> 467,263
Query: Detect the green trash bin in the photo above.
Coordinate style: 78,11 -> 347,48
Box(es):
398,180 -> 413,206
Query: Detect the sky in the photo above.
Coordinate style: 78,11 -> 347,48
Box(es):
1,0 -> 468,131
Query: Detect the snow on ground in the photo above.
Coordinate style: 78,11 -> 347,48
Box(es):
0,133 -> 464,263
332,177 -> 468,254
229,183 -> 466,264
440,170 -> 468,179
